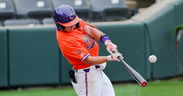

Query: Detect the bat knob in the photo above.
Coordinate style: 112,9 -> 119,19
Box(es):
141,82 -> 147,87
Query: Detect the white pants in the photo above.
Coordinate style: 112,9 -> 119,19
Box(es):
71,63 -> 115,96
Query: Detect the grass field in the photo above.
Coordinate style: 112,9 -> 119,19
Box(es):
0,79 -> 183,96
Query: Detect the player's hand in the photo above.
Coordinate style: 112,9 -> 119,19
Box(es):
104,40 -> 118,53
107,52 -> 123,62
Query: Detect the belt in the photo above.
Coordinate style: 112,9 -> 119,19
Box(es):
75,65 -> 100,73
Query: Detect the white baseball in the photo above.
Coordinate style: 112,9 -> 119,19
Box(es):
149,55 -> 157,63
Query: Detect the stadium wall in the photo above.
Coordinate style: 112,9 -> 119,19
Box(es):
0,28 -> 8,87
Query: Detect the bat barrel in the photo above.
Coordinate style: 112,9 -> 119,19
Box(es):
119,57 -> 148,87
140,81 -> 148,87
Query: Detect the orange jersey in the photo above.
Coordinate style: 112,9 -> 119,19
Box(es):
56,20 -> 99,70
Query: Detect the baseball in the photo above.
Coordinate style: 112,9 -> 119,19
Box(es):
149,55 -> 157,63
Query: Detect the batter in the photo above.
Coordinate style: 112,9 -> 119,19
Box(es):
53,4 -> 122,96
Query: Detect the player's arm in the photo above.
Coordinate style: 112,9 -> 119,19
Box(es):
83,25 -> 103,41
84,56 -> 109,65
84,25 -> 119,54
84,54 -> 121,65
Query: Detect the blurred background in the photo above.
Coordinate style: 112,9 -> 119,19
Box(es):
0,0 -> 183,96
0,0 -> 154,25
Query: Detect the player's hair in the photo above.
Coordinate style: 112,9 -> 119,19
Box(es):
56,22 -> 80,31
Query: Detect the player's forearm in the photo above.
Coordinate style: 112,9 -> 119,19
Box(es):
84,56 -> 108,65
84,25 -> 104,41
90,28 -> 103,40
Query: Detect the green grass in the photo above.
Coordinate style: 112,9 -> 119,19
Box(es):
0,80 -> 183,96
115,80 -> 183,96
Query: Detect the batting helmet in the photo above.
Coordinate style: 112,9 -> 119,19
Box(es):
53,5 -> 79,30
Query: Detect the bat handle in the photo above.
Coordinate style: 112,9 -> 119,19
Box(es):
118,55 -> 123,60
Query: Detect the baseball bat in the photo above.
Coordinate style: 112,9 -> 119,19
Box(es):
118,56 -> 148,87
107,48 -> 147,87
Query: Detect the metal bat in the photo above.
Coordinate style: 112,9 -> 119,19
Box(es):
107,48 -> 147,87
118,56 -> 148,87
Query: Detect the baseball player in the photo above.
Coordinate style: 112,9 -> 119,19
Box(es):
53,5 -> 123,96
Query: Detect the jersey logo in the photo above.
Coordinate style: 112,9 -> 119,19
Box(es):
83,35 -> 95,50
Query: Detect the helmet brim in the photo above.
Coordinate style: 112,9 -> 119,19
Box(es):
58,16 -> 79,27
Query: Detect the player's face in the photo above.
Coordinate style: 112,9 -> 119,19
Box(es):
64,25 -> 76,32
